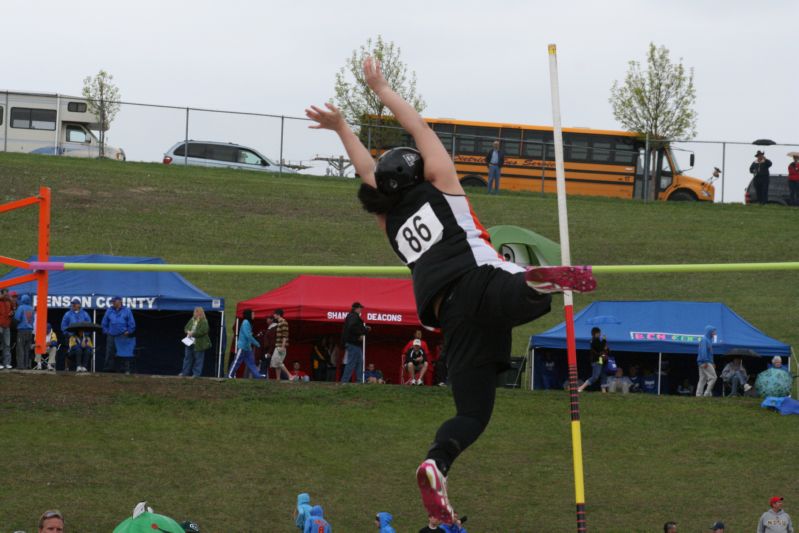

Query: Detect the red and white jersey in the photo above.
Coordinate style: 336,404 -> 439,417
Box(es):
385,182 -> 522,326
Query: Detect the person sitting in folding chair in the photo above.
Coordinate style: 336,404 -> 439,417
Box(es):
405,339 -> 429,386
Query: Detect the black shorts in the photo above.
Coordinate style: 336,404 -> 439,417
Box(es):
438,265 -> 551,377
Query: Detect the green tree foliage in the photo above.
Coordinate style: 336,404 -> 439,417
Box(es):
334,36 -> 425,150
609,43 -> 697,142
82,70 -> 121,158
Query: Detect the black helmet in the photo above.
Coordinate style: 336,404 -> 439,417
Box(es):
375,147 -> 424,194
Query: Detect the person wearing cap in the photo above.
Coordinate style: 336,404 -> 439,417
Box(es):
101,296 -> 136,373
38,509 -> 64,533
750,150 -> 773,205
709,521 -> 725,532
60,298 -> 91,340
401,329 -> 431,360
0,288 -> 13,369
787,152 -> 799,206
405,338 -> 429,385
341,301 -> 369,383
13,293 -> 35,370
757,496 -> 793,533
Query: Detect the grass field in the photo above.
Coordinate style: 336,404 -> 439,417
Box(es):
1,153 -> 798,532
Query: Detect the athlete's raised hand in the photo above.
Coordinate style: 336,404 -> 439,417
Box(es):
363,56 -> 389,94
305,103 -> 345,131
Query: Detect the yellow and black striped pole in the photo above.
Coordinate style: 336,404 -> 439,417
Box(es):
548,43 -> 588,532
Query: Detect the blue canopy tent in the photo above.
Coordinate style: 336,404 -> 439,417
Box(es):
0,255 -> 225,376
530,301 -> 792,394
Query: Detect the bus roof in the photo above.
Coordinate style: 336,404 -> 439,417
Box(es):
422,116 -> 639,138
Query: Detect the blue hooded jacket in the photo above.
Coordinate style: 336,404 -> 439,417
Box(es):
376,512 -> 395,533
295,493 -> 312,530
303,505 -> 331,533
61,306 -> 92,336
236,318 -> 260,350
101,305 -> 136,336
697,325 -> 715,365
14,294 -> 34,330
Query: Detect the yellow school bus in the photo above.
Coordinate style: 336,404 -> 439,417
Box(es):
365,117 -> 713,201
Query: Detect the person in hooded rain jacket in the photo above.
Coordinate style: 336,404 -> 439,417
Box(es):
375,512 -> 395,533
696,325 -> 717,397
295,493 -> 312,530
304,505 -> 331,533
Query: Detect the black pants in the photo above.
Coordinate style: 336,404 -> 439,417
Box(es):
789,180 -> 799,206
426,267 -> 551,475
754,176 -> 769,204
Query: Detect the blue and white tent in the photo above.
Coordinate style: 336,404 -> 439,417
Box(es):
529,300 -> 792,393
1,255 -> 226,376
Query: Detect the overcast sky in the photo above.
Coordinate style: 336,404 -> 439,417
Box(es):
3,0 -> 797,202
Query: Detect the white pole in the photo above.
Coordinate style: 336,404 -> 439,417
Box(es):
792,347 -> 796,399
530,348 -> 535,391
217,310 -> 225,377
657,353 -> 662,396
361,334 -> 366,384
92,309 -> 97,372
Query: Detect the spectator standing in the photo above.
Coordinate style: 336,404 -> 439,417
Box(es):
325,335 -> 340,381
34,323 -> 58,371
541,352 -> 559,390
0,288 -> 13,369
295,492 -> 312,530
341,302 -> 369,383
311,336 -> 331,381
101,296 -> 136,373
258,315 -> 277,375
485,140 -> 504,194
709,521 -> 725,532
750,150 -> 773,205
365,362 -> 385,383
577,327 -> 607,392
303,505 -> 331,533
696,325 -> 717,397
13,293 -> 34,370
270,309 -> 293,381
68,328 -> 94,372
757,496 -> 793,533
181,307 -> 211,378
375,512 -> 396,533
721,356 -> 750,396
405,339 -> 429,385
788,152 -> 799,206
228,309 -> 265,379
38,509 -> 65,533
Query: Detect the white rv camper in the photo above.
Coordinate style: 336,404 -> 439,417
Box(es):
0,91 -> 125,160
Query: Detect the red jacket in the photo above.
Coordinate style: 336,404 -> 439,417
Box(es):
788,162 -> 799,182
0,298 -> 12,328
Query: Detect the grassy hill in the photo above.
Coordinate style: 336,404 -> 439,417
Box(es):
0,153 -> 797,531
1,153 -> 797,355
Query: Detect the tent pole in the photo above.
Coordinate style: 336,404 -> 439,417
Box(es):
361,335 -> 366,384
792,347 -> 797,399
657,353 -> 662,396
92,309 -> 97,372
217,310 -> 225,378
530,348 -> 535,391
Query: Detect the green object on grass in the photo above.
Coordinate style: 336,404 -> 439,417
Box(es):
113,512 -> 184,533
755,367 -> 792,398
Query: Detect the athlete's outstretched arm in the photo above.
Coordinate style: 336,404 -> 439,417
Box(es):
363,57 -> 463,194
305,103 -> 376,188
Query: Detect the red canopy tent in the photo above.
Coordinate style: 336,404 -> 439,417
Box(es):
234,275 -> 441,384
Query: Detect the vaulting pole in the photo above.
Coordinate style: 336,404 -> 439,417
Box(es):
548,43 -> 587,533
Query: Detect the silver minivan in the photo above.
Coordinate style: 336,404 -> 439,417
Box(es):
162,140 -> 297,173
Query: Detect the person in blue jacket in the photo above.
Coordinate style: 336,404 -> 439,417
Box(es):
304,505 -> 331,533
61,298 -> 91,339
696,325 -> 717,397
227,309 -> 265,379
375,512 -> 395,533
101,296 -> 136,373
294,493 -> 312,530
13,294 -> 34,370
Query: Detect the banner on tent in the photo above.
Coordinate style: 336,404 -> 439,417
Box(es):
630,331 -> 713,344
31,294 -> 220,310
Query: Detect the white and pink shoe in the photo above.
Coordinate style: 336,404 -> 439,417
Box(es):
525,265 -> 596,293
416,459 -> 455,524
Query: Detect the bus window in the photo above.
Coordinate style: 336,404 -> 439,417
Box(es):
591,141 -> 612,163
455,125 -> 478,154
475,126 -> 499,154
500,128 -> 521,156
614,139 -> 638,164
567,139 -> 589,161
658,149 -> 673,190
432,123 -> 454,151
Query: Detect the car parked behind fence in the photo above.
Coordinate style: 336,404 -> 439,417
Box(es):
745,174 -> 792,205
162,140 -> 297,174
